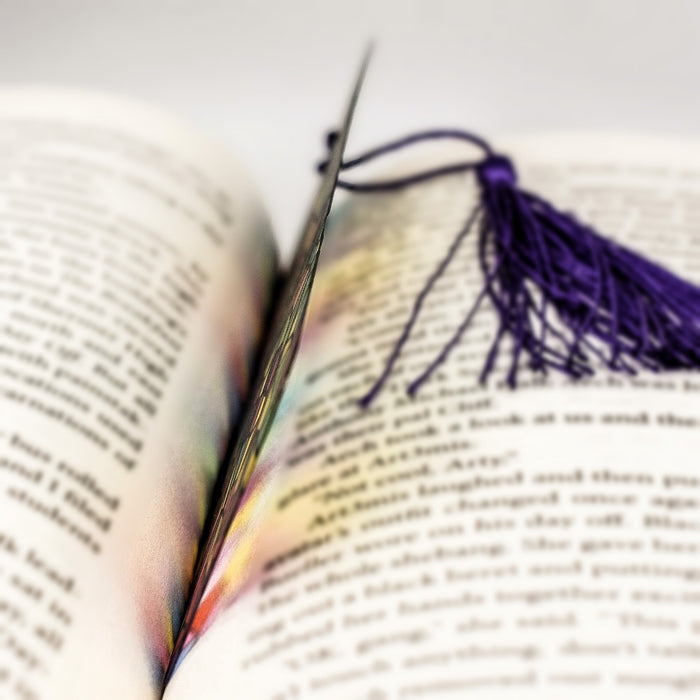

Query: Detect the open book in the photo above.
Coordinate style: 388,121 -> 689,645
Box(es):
2,77 -> 700,700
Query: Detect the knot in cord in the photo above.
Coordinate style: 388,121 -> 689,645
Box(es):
476,154 -> 517,188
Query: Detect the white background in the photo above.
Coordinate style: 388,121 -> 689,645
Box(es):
0,0 -> 699,257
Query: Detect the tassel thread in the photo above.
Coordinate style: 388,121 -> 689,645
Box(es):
318,130 -> 700,406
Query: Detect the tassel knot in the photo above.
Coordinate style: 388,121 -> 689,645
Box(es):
477,154 -> 517,187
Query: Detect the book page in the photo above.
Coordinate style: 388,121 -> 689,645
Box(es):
0,88 -> 276,699
166,133 -> 700,699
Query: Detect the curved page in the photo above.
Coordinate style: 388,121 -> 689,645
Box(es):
0,88 -> 276,699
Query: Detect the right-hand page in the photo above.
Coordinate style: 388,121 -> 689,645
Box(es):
167,133 -> 700,699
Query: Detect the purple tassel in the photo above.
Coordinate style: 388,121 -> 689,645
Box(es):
319,130 -> 700,406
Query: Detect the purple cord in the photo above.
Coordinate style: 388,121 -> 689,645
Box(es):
319,129 -> 700,405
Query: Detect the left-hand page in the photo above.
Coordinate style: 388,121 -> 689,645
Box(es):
0,87 -> 277,699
